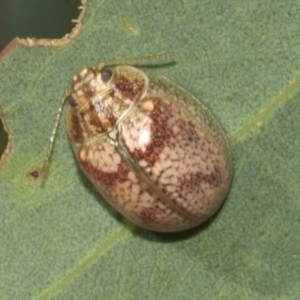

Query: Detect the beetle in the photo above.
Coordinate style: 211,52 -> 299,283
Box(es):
35,53 -> 233,232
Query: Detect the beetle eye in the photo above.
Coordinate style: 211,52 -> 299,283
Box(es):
68,96 -> 78,107
101,69 -> 112,84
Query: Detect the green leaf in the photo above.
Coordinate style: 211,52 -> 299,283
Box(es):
1,1 -> 300,299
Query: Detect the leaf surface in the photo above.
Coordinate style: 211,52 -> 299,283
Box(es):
0,1 -> 300,299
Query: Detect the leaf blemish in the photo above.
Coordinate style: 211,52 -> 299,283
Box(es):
28,168 -> 47,182
121,16 -> 140,35
29,170 -> 40,180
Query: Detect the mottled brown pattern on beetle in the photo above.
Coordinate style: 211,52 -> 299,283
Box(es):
80,159 -> 130,188
89,106 -> 103,130
71,114 -> 84,141
179,166 -> 222,194
139,207 -> 157,224
78,111 -> 93,138
187,121 -> 199,140
82,83 -> 95,98
133,98 -> 172,167
115,75 -> 144,100
72,69 -> 96,98
105,106 -> 117,125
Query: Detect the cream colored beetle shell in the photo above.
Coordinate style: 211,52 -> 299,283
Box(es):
66,65 -> 233,232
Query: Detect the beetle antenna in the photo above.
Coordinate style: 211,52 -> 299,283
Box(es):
32,91 -> 71,182
97,52 -> 175,70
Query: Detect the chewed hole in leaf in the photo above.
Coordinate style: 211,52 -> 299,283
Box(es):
0,117 -> 8,160
0,0 -> 82,50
